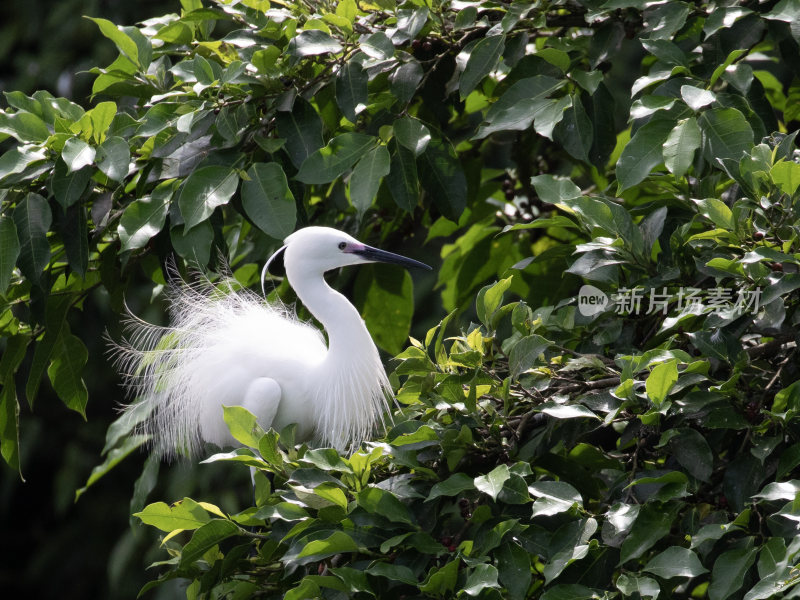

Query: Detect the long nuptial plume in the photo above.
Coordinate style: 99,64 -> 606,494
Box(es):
112,227 -> 430,460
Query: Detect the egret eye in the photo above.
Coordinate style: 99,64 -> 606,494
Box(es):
338,241 -> 347,250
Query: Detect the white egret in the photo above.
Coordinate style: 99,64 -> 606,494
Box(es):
115,226 -> 430,459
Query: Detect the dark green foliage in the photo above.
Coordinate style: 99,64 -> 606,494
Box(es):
2,0 -> 800,598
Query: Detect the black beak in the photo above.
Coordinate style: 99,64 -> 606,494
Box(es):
352,245 -> 432,270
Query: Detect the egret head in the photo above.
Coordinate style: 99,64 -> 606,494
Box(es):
265,227 -> 430,281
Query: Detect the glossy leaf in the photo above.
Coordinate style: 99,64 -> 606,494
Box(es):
663,116 -> 701,178
393,117 -> 431,157
241,162 -> 296,240
460,35 -> 504,98
178,165 -> 239,231
349,145 -> 390,216
0,216 -> 20,292
118,180 -> 176,251
699,108 -> 754,163
13,192 -> 51,286
296,133 -> 376,184
62,137 -> 96,173
336,60 -> 368,123
643,546 -> 708,579
474,464 -> 510,500
275,99 -> 324,169
616,118 -> 675,192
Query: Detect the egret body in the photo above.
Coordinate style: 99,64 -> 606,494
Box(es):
117,227 -> 429,458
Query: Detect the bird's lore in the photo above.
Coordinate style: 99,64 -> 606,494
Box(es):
113,227 -> 430,459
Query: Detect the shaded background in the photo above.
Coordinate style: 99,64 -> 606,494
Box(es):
0,2 -> 242,598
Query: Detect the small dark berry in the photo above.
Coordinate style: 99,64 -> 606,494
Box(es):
412,39 -> 422,50
505,189 -> 516,201
753,232 -> 764,241
441,536 -> 453,546
422,40 -> 433,52
503,177 -> 514,190
771,262 -> 784,272
458,498 -> 470,508
447,544 -> 457,552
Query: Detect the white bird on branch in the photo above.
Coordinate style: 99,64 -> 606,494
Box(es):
115,226 -> 430,459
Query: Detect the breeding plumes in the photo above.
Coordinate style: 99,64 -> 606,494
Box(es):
114,227 -> 430,459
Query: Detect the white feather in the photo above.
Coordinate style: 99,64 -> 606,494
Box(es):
113,227 -> 403,459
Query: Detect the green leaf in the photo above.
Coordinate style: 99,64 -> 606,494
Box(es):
529,480 -> 582,517
47,331 -> 88,418
297,531 -> 359,559
460,35 -> 505,98
393,117 -> 431,157
663,116 -> 701,178
474,464 -> 510,500
284,578 -> 321,600
666,428 -> 713,482
178,165 -> 239,231
643,546 -> 709,579
644,1 -> 689,39
708,546 -> 758,600
417,136 -> 467,221
0,376 -> 22,475
0,110 -> 51,142
509,335 -> 551,378
699,108 -> 754,163
61,205 -> 88,276
87,101 -> 118,144
426,472 -> 475,501
390,60 -> 423,104
241,162 -> 296,240
390,7 -> 429,45
86,17 -> 141,68
693,197 -> 734,230
289,29 -> 342,56
420,559 -> 459,596
357,486 -> 415,525
222,405 -> 265,448
296,133 -> 376,184
496,541 -> 532,600
616,118 -> 675,192
349,145 -> 390,217
615,574 -> 660,599
541,584 -> 598,600
118,180 -> 176,251
530,174 -> 581,204
134,497 -> 212,532
366,562 -> 418,585
681,85 -> 716,111
646,360 -> 678,405
336,60 -> 368,123
620,502 -> 680,564
463,564 -> 500,596
62,137 -> 96,173
96,136 -> 130,182
13,192 -> 52,287
179,519 -> 239,567
50,161 -> 92,210
386,139 -> 419,212
477,276 -> 513,326
171,220 -> 213,266
275,99 -> 324,169
0,216 -> 20,292
355,265 -> 413,355
770,160 -> 800,196
25,295 -> 70,406
473,76 -> 564,139
554,95 -> 593,163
